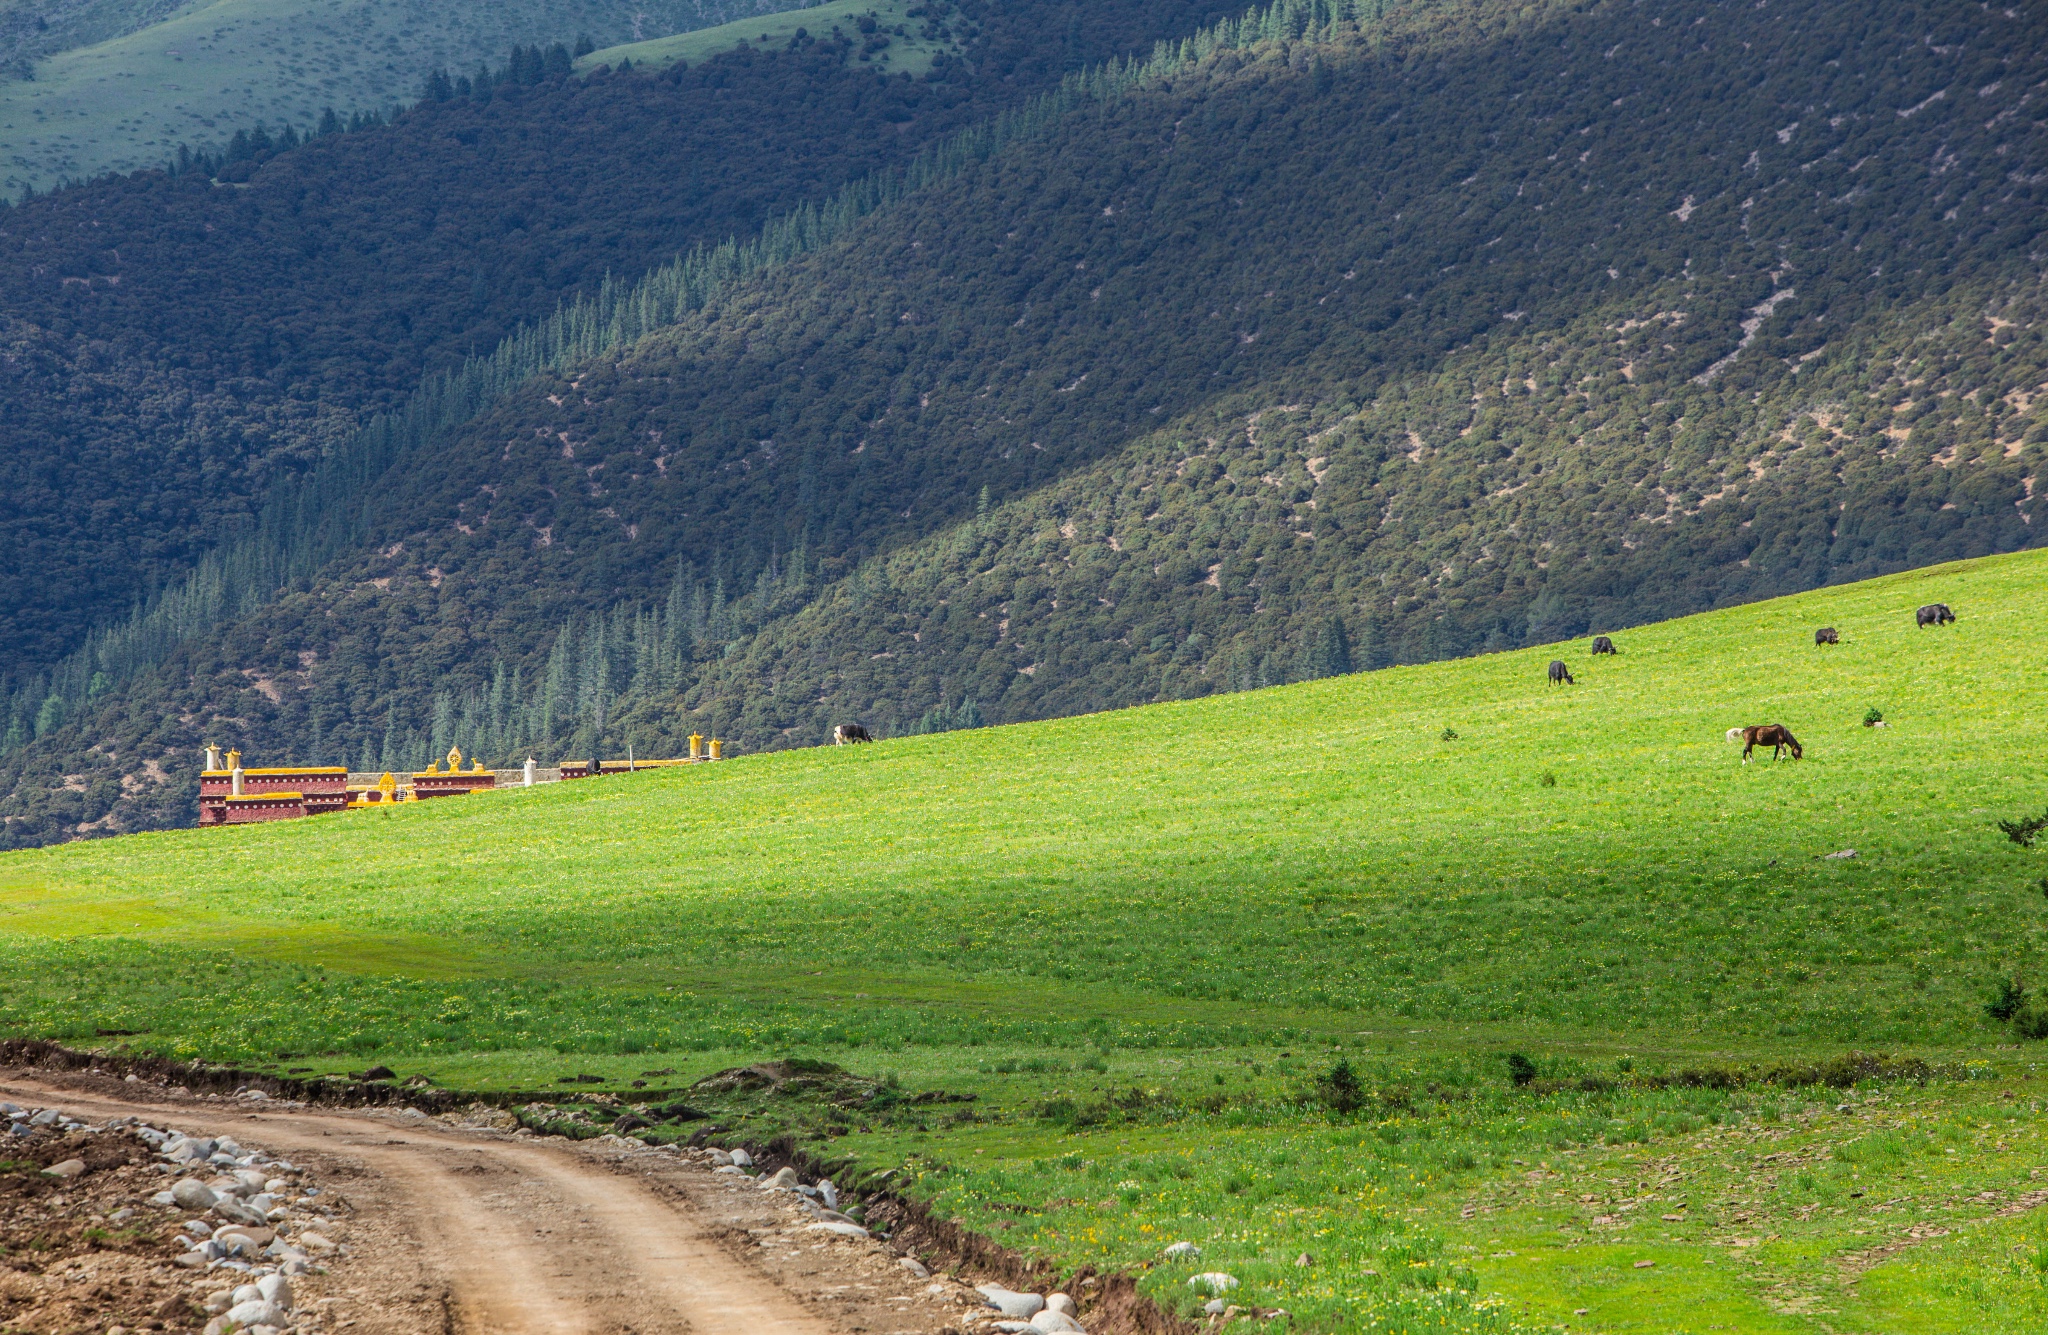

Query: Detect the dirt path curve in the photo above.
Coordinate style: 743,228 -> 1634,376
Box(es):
0,1075 -> 858,1335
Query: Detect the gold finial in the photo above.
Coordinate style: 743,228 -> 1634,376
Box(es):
226,749 -> 242,770
378,772 -> 396,797
447,744 -> 463,772
689,733 -> 703,759
709,738 -> 724,760
474,759 -> 486,773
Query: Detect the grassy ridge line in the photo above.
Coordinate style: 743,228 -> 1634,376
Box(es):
2,548 -> 2043,1052
578,0 -> 959,76
0,0 -> 814,195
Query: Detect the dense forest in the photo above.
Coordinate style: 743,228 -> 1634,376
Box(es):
0,0 -> 1246,675
1,0 -> 2044,847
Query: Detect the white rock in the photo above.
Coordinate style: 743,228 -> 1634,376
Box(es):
1189,1273 -> 1238,1293
806,1221 -> 870,1238
203,1290 -> 235,1315
1203,1299 -> 1226,1315
40,1159 -> 85,1178
27,1109 -> 60,1126
256,1273 -> 292,1308
713,1165 -> 748,1176
231,1284 -> 263,1307
225,1300 -> 287,1328
729,1148 -> 753,1167
171,1178 -> 219,1211
978,1287 -> 1045,1319
1045,1294 -> 1077,1317
1031,1312 -> 1084,1334
819,1179 -> 839,1210
1162,1240 -> 1200,1260
150,1190 -> 178,1207
214,1197 -> 269,1227
707,1149 -> 734,1166
296,1232 -> 336,1253
758,1166 -> 800,1191
899,1256 -> 932,1279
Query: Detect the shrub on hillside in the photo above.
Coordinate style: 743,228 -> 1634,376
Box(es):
1505,1053 -> 1538,1086
1987,977 -> 2027,1023
1316,1058 -> 1363,1113
1997,808 -> 2048,849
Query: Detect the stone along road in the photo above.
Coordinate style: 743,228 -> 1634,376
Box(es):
0,1070 -> 999,1334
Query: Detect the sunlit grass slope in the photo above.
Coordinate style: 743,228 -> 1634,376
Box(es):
9,548 -> 2047,1050
6,549 -> 2048,1332
577,0 -> 959,78
0,0 -> 808,194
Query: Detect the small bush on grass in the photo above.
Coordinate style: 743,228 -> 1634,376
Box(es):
1997,807 -> 2048,848
1505,1052 -> 1538,1086
1987,977 -> 2027,1022
1316,1057 -> 1363,1113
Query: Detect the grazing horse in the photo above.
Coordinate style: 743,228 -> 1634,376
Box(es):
833,724 -> 875,745
1547,660 -> 1575,686
1916,603 -> 1955,627
1735,724 -> 1802,762
1591,635 -> 1617,655
1814,627 -> 1839,646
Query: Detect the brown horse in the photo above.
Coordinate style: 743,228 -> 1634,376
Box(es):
1736,724 -> 1802,762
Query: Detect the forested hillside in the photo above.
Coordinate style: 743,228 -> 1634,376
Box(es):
0,0 -> 1243,677
2,0 -> 2044,847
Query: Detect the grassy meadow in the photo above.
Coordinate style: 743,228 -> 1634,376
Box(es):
7,549 -> 2048,1331
0,0 -> 811,194
577,0 -> 962,78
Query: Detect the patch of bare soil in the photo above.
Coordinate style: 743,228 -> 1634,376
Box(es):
0,1121 -> 215,1334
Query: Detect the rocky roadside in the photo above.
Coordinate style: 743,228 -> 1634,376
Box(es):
564,1129 -> 1135,1335
0,1091 -> 350,1335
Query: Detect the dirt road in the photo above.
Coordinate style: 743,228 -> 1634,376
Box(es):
0,1072 -> 993,1335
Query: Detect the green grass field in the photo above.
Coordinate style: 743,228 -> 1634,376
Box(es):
577,0 -> 961,78
8,549 -> 2048,1331
0,0 -> 814,195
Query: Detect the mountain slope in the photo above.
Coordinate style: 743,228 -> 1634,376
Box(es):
0,0 -> 1245,679
3,0 -> 2045,845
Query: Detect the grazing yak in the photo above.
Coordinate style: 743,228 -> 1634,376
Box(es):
833,724 -> 875,744
1814,627 -> 1840,646
1591,635 -> 1617,655
1547,660 -> 1575,686
1729,724 -> 1803,762
1916,603 -> 1955,627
